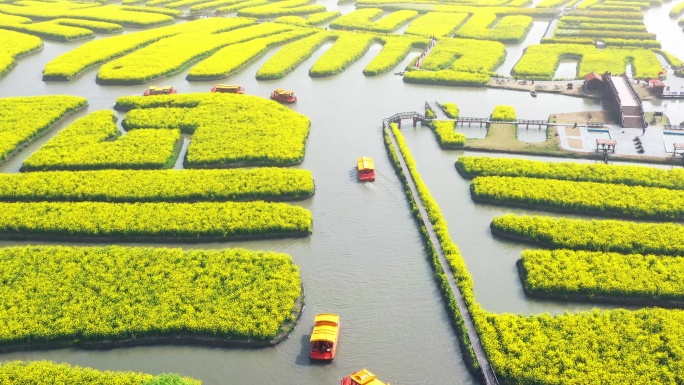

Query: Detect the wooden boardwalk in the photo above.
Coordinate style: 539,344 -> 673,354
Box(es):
384,124 -> 500,385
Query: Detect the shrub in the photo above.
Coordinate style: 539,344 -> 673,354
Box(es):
490,105 -> 516,121
441,102 -> 459,118
431,120 -> 465,147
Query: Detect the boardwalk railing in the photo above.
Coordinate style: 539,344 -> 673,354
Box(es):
382,111 -> 427,129
665,124 -> 684,130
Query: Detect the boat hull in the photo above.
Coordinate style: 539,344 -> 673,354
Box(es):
358,171 -> 375,182
271,95 -> 297,103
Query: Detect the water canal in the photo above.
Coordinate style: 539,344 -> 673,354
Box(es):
0,9 -> 683,384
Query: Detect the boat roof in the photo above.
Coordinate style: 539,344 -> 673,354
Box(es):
149,86 -> 173,90
314,313 -> 339,325
274,88 -> 294,95
310,324 -> 338,342
349,369 -> 387,385
216,84 -> 241,88
357,157 -> 374,171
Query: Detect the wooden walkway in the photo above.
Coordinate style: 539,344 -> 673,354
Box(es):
384,125 -> 500,385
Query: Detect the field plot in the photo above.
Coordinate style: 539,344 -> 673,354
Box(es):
404,12 -> 470,37
0,361 -> 199,385
0,29 -> 42,78
0,20 -> 94,41
0,201 -> 312,240
236,0 -> 326,17
471,176 -> 684,220
116,93 -> 310,167
0,245 -> 302,347
363,35 -> 428,75
44,17 -> 255,80
479,308 -> 684,385
0,168 -> 314,202
491,214 -> 684,256
0,2 -> 174,27
0,95 -> 87,164
452,13 -> 532,43
520,249 -> 684,303
328,8 -> 419,33
273,11 -> 340,26
97,23 -> 292,84
22,110 -> 181,171
256,31 -> 334,79
309,33 -> 376,77
187,29 -> 314,80
512,44 -> 664,79
403,38 -> 505,86
456,156 -> 684,189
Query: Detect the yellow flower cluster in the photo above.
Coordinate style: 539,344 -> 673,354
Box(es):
328,8 -> 419,33
430,120 -> 465,146
456,156 -> 684,189
187,29 -> 314,80
472,176 -> 684,220
0,201 -> 312,239
22,110 -> 180,171
489,105 -> 516,121
117,93 -> 311,167
44,18 -> 255,81
0,29 -> 42,78
491,214 -> 684,256
521,249 -> 684,300
0,245 -> 302,343
363,35 -> 429,76
236,0 -> 326,18
419,38 -> 506,74
404,12 -> 470,37
309,33 -> 376,77
0,361 -> 200,385
0,95 -> 87,163
513,43 -> 665,79
97,23 -> 292,84
0,168 -> 314,202
0,21 -> 93,42
453,13 -> 533,43
256,31 -> 334,80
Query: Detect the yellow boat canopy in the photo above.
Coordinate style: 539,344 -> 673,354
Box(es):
350,369 -> 388,385
310,313 -> 339,342
357,157 -> 374,172
216,84 -> 240,90
274,88 -> 294,96
314,313 -> 339,325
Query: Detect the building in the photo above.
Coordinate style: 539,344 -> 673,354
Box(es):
583,72 -> 604,92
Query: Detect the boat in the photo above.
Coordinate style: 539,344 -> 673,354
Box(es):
530,90 -> 537,97
341,369 -> 389,385
143,86 -> 177,96
271,88 -> 297,103
357,157 -> 375,182
211,84 -> 244,94
309,313 -> 340,361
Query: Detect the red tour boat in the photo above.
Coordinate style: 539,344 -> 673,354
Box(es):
271,88 -> 297,103
211,84 -> 244,94
143,86 -> 177,96
341,369 -> 389,385
357,157 -> 375,182
309,313 -> 340,361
